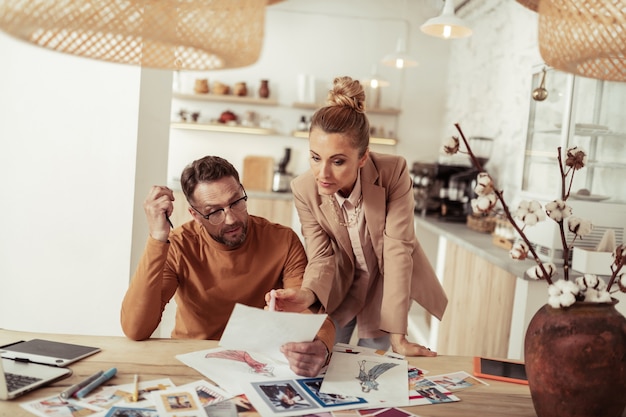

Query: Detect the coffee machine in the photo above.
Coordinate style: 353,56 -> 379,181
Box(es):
411,162 -> 467,217
436,137 -> 494,222
272,147 -> 293,192
442,168 -> 480,221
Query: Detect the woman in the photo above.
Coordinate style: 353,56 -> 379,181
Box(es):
270,76 -> 447,356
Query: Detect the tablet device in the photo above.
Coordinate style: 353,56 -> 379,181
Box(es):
473,356 -> 528,385
0,339 -> 101,367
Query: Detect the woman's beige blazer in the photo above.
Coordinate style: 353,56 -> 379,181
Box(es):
291,152 -> 448,335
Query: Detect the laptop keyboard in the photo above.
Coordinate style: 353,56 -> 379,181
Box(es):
5,372 -> 41,392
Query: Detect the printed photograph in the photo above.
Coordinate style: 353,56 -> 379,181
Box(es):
105,407 -> 159,417
416,386 -> 456,404
252,380 -> 315,412
298,378 -> 367,408
160,392 -> 199,412
427,371 -> 487,392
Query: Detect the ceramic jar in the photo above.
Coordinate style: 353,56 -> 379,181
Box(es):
194,79 -> 209,94
259,79 -> 270,98
233,82 -> 247,97
524,300 -> 626,417
212,81 -> 229,95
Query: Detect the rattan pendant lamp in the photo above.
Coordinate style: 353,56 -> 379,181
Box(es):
517,0 -> 626,82
0,0 -> 275,70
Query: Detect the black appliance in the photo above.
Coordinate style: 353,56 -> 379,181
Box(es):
272,147 -> 293,192
442,168 -> 480,222
412,137 -> 493,220
412,162 -> 471,218
434,136 -> 494,222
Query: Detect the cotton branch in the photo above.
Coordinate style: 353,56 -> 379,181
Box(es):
454,123 -> 553,285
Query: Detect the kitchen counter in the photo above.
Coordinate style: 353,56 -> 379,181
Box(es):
414,214 -> 536,280
414,214 -> 546,359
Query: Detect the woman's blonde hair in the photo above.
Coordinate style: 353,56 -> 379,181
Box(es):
310,76 -> 370,157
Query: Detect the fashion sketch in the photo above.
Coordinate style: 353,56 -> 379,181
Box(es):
356,360 -> 399,392
205,350 -> 274,376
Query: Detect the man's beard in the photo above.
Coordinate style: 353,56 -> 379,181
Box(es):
209,221 -> 247,248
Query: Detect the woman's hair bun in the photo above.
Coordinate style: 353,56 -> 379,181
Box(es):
326,76 -> 366,113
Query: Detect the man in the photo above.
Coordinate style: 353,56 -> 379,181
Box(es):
121,156 -> 333,377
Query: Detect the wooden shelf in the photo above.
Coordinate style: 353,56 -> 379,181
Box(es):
291,130 -> 398,145
172,92 -> 278,106
171,122 -> 277,136
370,137 -> 399,146
171,123 -> 397,145
292,102 -> 401,115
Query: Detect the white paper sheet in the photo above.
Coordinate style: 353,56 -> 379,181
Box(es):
219,303 -> 327,362
321,352 -> 409,406
177,347 -> 297,395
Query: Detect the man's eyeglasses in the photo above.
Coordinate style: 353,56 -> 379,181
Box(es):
189,185 -> 248,225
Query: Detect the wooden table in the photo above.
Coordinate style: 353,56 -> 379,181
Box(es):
0,329 -> 537,417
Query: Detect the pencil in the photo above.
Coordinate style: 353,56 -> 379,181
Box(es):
165,214 -> 174,229
269,289 -> 276,311
132,374 -> 139,402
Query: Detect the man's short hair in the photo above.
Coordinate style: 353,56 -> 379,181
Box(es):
180,156 -> 240,202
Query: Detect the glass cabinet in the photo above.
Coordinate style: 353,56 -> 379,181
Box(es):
522,66 -> 626,203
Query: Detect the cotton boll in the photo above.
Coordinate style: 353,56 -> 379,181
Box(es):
545,200 -> 572,222
584,288 -> 612,303
568,216 -> 593,237
526,265 -> 540,280
548,279 -> 580,308
575,274 -> 606,291
471,193 -> 497,213
474,172 -> 494,196
510,242 -> 529,260
524,213 -> 541,226
527,262 -> 557,280
515,200 -> 546,225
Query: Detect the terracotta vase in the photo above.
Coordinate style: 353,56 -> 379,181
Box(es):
524,300 -> 626,417
259,79 -> 270,98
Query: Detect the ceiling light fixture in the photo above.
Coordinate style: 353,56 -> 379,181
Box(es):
0,0 -> 276,71
381,37 -> 418,69
420,0 -> 472,40
361,65 -> 391,109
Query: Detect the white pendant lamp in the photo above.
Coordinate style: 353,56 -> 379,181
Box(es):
381,37 -> 418,69
361,65 -> 390,109
421,0 -> 472,40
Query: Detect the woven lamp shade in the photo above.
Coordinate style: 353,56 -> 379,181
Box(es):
537,0 -> 626,82
0,0 -> 269,70
516,0 -> 539,12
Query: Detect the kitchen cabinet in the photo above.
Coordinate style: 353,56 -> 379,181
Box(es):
414,215 -> 554,360
246,192 -> 294,227
437,241 -> 517,358
522,66 -> 626,202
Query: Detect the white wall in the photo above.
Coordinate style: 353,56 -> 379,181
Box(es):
0,34 -> 173,335
443,0 -> 541,201
0,33 -> 140,335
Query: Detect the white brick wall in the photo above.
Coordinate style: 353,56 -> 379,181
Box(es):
443,0 -> 542,201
